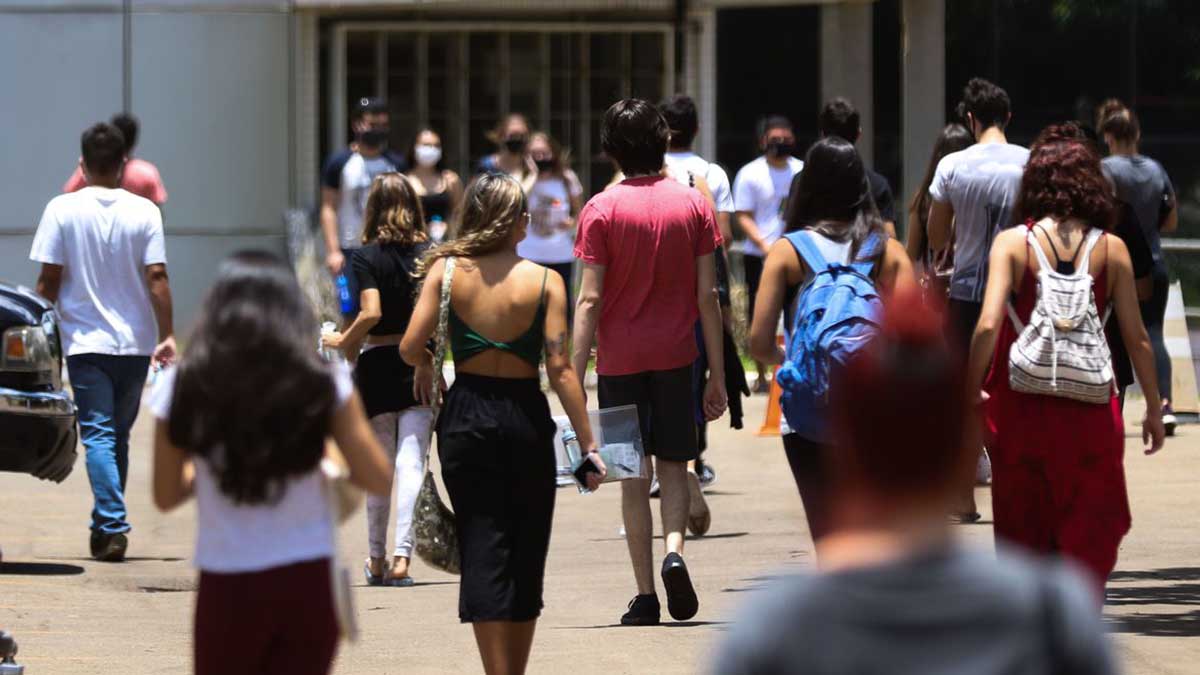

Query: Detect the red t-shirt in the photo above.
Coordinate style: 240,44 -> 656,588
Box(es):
64,158 -> 168,205
574,175 -> 722,376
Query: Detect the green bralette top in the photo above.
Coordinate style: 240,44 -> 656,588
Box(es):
448,269 -> 547,367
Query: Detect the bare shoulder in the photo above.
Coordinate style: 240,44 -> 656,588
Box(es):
443,170 -> 462,187
994,226 -> 1028,252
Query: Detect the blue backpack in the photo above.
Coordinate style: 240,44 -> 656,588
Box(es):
776,231 -> 884,442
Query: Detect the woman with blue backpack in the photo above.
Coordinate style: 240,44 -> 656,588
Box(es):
749,136 -> 916,546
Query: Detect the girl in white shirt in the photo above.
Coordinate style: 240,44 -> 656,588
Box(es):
150,250 -> 391,675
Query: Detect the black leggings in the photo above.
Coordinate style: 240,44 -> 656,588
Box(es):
1140,263 -> 1172,402
783,434 -> 833,544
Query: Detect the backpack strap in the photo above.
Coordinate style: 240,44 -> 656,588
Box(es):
1075,228 -> 1105,276
1025,227 -> 1056,274
784,231 -> 830,274
849,233 -> 883,277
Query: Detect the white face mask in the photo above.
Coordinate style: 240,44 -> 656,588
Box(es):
414,144 -> 442,167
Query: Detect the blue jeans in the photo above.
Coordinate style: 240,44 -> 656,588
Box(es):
68,354 -> 151,535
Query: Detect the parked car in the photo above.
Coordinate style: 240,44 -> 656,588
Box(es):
0,281 -> 76,483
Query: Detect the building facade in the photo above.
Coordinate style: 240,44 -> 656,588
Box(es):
2,0 -> 1194,328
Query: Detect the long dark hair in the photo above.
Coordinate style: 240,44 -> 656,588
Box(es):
168,251 -> 337,505
785,136 -> 886,261
907,123 -> 973,229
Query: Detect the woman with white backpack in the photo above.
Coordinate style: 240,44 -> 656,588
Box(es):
749,137 -> 916,548
967,129 -> 1166,596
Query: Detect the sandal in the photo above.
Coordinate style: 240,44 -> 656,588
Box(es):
387,575 -> 416,588
363,560 -> 385,586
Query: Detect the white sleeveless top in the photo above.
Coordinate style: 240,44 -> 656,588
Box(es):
149,363 -> 353,573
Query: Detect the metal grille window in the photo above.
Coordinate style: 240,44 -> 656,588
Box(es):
329,23 -> 674,196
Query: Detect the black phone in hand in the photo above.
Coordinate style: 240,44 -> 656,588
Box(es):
573,455 -> 601,487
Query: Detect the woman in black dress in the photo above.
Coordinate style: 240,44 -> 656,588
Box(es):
401,174 -> 605,675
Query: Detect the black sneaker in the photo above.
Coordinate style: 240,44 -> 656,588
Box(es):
661,552 -> 698,621
620,594 -> 661,626
90,532 -> 128,562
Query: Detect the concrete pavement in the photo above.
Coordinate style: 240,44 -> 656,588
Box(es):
1,393 -> 1197,673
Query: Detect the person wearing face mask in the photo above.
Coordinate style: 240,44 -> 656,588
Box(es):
732,115 -> 804,392
516,132 -> 585,320
405,127 -> 463,243
320,97 -> 408,318
476,113 -> 538,193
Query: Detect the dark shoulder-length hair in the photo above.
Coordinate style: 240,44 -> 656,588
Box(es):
907,123 -> 973,227
1013,127 -> 1115,230
168,250 -> 337,505
786,136 -> 887,262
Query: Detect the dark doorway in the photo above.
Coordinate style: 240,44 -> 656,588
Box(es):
716,6 -> 821,176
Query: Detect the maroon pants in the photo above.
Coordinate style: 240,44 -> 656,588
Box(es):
195,558 -> 339,675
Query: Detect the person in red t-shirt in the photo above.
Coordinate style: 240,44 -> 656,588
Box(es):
64,113 -> 168,206
572,99 -> 727,627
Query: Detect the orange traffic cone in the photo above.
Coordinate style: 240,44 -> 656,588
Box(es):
757,336 -> 786,437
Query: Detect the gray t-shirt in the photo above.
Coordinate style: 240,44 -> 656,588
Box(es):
712,546 -> 1116,675
930,143 -> 1030,303
1102,154 -> 1174,263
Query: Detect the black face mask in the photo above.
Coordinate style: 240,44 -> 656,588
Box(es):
533,158 -> 554,172
766,140 -> 795,158
360,128 -> 389,149
504,136 -> 528,154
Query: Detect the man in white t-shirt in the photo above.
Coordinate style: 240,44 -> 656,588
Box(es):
733,116 -> 804,391
927,77 -> 1028,521
30,122 -> 176,562
319,98 -> 406,318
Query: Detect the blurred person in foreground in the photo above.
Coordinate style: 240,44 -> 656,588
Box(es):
151,251 -> 392,675
715,290 -> 1117,675
64,112 -> 168,207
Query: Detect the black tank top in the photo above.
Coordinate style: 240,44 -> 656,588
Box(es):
421,190 -> 452,223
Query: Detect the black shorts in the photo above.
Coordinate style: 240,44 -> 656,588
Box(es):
946,299 -> 982,366
598,365 -> 698,462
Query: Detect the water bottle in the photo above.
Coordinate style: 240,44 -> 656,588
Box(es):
335,273 -> 354,315
429,214 -> 448,243
319,321 -> 345,363
562,429 -> 594,494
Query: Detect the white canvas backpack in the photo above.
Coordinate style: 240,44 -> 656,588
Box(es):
1007,227 -> 1115,404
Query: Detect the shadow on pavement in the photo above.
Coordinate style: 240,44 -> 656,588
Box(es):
553,620 -> 727,630
1105,567 -> 1200,637
0,561 -> 85,576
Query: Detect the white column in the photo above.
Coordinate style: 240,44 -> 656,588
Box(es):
821,0 -> 874,166
687,6 -> 718,161
901,0 -> 945,231
293,11 -> 319,209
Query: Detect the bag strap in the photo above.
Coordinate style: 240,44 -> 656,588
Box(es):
1026,227 -> 1056,275
850,233 -> 882,277
421,256 -> 456,465
1076,229 -> 1104,276
784,230 -> 829,274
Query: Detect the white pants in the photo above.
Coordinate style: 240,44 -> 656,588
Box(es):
366,407 -> 433,559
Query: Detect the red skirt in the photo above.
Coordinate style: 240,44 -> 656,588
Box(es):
983,266 -> 1131,596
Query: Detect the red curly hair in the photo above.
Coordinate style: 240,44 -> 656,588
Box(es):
1014,128 -> 1115,230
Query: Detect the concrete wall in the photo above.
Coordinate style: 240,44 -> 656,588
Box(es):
0,1 -> 292,332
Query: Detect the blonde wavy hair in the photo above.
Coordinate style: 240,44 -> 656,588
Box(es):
361,172 -> 428,246
418,173 -> 527,276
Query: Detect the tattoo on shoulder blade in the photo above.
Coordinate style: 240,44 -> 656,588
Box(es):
545,332 -> 567,356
